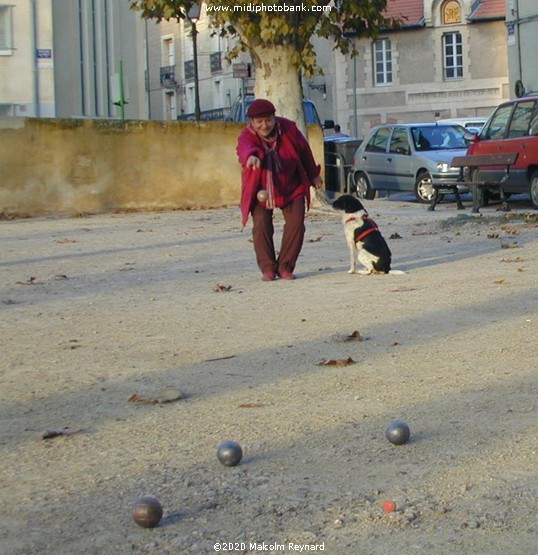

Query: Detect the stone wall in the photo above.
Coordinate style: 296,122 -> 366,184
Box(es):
0,118 -> 324,217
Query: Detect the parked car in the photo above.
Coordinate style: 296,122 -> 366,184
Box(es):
350,123 -> 470,202
465,95 -> 538,209
229,95 -> 322,126
437,117 -> 487,134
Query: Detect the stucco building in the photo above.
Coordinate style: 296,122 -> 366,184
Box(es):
51,0 -> 147,119
144,4 -> 247,121
310,0 -> 509,138
505,0 -> 538,97
0,0 -> 55,117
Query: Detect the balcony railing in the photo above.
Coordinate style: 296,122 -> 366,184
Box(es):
177,107 -> 231,122
160,65 -> 177,87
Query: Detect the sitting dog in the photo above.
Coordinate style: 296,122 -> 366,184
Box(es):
332,195 -> 403,275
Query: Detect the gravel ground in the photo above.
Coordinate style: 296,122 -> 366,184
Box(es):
0,195 -> 536,555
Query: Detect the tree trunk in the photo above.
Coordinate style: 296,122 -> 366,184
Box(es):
251,44 -> 307,136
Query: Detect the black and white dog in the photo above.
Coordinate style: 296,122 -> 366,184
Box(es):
332,195 -> 403,275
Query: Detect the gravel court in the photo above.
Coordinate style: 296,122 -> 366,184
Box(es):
0,198 -> 536,554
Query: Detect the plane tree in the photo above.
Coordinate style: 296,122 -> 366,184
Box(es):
130,0 -> 396,133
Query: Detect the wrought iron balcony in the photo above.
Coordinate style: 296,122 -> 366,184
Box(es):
160,65 -> 177,87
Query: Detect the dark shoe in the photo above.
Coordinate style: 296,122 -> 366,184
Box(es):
262,272 -> 276,281
278,270 -> 296,280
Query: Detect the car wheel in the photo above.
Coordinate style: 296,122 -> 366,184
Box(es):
354,172 -> 376,200
414,171 -> 438,203
530,171 -> 538,209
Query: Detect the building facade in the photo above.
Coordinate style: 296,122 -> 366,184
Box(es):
505,0 -> 538,97
315,0 -> 509,138
52,0 -> 147,119
6,0 -> 535,130
0,0 -> 55,117
145,3 -> 251,121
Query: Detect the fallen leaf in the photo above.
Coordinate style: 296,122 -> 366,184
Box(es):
213,283 -> 232,292
390,286 -> 415,292
389,233 -> 402,239
332,330 -> 365,342
494,279 -> 506,284
53,274 -> 69,280
128,387 -> 185,405
308,236 -> 323,242
55,238 -> 76,243
16,277 -> 38,285
238,403 -> 264,408
317,357 -> 356,366
41,427 -> 84,440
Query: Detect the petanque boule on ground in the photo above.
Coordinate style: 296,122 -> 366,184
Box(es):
217,440 -> 243,466
132,495 -> 163,528
385,420 -> 411,445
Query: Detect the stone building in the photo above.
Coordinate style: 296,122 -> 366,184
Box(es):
505,0 -> 538,97
0,0 -> 55,117
311,0 -> 509,138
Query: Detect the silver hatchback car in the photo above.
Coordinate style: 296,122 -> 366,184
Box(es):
351,123 -> 470,202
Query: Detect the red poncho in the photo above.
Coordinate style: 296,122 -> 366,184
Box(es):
237,117 -> 321,227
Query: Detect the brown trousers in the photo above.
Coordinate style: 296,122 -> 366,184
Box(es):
251,197 -> 306,275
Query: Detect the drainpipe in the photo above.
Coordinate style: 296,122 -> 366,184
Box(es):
145,19 -> 151,119
78,0 -> 86,116
31,0 -> 40,117
515,0 -> 523,83
352,51 -> 358,138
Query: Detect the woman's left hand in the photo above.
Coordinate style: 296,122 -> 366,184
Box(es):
312,175 -> 323,189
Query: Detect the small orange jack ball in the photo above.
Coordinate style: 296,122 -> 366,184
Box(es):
257,190 -> 269,202
382,500 -> 397,513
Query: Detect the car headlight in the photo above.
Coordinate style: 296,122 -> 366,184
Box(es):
436,162 -> 451,172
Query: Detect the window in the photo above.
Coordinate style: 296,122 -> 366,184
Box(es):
442,1 -> 461,25
507,100 -> 535,138
483,105 -> 513,140
529,104 -> 538,136
0,5 -> 13,53
373,39 -> 392,86
389,127 -> 410,155
443,32 -> 462,80
365,127 -> 391,153
162,37 -> 174,66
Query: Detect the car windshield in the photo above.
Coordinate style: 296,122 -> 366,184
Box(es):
411,125 -> 468,151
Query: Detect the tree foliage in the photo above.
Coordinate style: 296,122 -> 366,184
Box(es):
130,0 -> 396,77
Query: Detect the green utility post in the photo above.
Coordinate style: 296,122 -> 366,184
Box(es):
118,61 -> 126,121
113,61 -> 128,120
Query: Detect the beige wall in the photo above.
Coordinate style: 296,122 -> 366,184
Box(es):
0,118 -> 324,217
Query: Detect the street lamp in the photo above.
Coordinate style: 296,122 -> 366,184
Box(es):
187,3 -> 201,121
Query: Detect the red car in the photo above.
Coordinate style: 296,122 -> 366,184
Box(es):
466,95 -> 538,209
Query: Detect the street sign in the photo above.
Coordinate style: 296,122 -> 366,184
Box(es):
233,63 -> 250,79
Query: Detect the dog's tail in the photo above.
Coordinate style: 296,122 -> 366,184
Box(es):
388,270 -> 406,275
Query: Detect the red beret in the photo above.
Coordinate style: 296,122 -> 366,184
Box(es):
246,99 -> 276,118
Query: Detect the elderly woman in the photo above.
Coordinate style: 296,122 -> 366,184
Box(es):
237,99 -> 323,281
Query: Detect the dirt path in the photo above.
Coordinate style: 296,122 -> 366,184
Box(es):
1,198 -> 536,554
